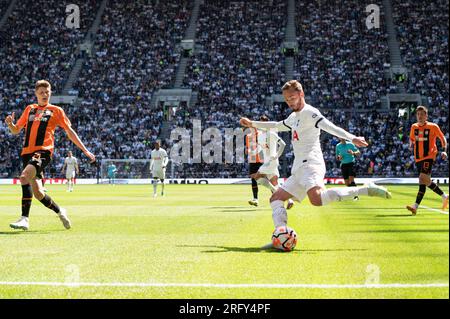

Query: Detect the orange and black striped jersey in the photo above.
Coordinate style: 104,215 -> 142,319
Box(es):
409,122 -> 445,162
16,104 -> 72,156
245,128 -> 263,163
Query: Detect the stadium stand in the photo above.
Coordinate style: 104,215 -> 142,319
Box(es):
294,0 -> 391,109
0,0 -> 448,179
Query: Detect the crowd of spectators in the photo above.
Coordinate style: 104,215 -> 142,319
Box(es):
173,0 -> 287,178
1,0 -> 191,178
0,0 -> 10,15
182,0 -> 286,118
294,0 -> 391,109
0,0 -> 99,105
392,0 -> 449,119
0,0 -> 100,177
0,0 -> 448,180
320,109 -> 449,178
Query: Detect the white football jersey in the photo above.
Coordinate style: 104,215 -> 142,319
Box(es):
64,156 -> 78,172
278,103 -> 356,175
151,148 -> 168,169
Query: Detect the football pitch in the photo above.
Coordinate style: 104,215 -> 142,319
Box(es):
0,184 -> 448,299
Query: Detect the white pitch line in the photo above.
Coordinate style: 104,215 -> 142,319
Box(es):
0,282 -> 448,289
421,205 -> 449,215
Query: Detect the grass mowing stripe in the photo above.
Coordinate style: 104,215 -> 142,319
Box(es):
421,205 -> 449,215
0,282 -> 448,289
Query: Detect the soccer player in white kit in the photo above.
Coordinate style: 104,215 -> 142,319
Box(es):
240,80 -> 392,228
62,151 -> 79,192
150,141 -> 169,197
250,115 -> 295,209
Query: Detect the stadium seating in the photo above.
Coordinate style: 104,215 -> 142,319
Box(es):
0,0 -> 448,179
294,0 -> 391,109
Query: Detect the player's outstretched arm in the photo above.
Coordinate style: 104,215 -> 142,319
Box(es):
318,118 -> 368,147
239,117 -> 290,132
65,127 -> 96,163
5,112 -> 21,135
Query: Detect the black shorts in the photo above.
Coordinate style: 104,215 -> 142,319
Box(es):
341,162 -> 356,179
21,150 -> 52,179
249,162 -> 263,175
416,159 -> 434,175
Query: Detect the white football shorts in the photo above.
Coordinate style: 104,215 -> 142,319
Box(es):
280,163 -> 326,202
66,170 -> 76,180
258,160 -> 280,179
152,168 -> 166,180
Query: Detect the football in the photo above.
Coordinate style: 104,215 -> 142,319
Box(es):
272,226 -> 298,252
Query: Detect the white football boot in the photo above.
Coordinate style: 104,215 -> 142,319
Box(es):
58,208 -> 71,229
10,216 -> 29,231
367,182 -> 392,199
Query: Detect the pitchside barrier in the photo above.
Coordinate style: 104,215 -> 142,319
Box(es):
0,177 -> 448,185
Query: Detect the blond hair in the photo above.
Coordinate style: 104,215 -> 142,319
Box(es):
35,80 -> 51,91
282,80 -> 303,92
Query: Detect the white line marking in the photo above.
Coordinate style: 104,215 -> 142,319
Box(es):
0,282 -> 447,289
421,205 -> 449,215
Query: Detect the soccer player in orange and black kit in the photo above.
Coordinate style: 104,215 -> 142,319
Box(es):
407,106 -> 448,215
4,80 -> 96,230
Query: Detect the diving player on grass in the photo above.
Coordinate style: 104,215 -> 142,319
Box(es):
250,115 -> 295,210
240,80 -> 391,229
4,80 -> 96,231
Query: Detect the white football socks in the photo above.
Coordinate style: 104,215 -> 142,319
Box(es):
320,187 -> 368,206
270,200 -> 287,227
257,177 -> 277,193
153,180 -> 157,194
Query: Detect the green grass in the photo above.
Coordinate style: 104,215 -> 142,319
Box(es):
0,184 -> 448,299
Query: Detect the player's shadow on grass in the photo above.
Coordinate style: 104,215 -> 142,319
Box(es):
351,229 -> 448,233
336,207 -> 408,210
208,206 -> 245,209
177,245 -> 367,255
0,230 -> 66,235
217,209 -> 258,213
207,206 -> 258,213
375,214 -> 414,217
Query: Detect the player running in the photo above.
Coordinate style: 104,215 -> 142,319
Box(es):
150,141 -> 169,197
249,115 -> 295,209
406,106 -> 448,215
4,80 -> 95,230
62,151 -> 79,192
240,80 -> 391,228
